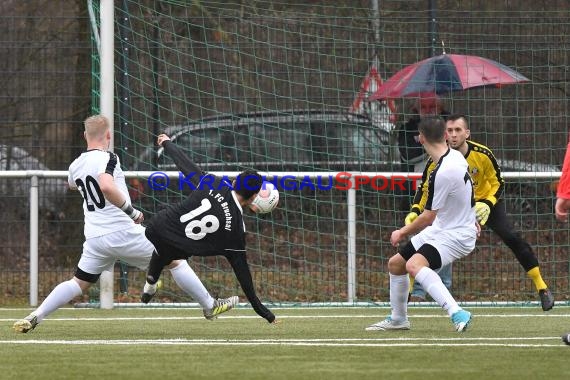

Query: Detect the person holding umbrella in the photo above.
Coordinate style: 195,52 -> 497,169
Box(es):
369,53 -> 537,306
398,94 -> 449,192
368,54 -> 530,101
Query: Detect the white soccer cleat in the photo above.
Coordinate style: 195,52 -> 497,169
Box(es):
13,314 -> 38,333
203,296 -> 239,320
365,316 -> 410,331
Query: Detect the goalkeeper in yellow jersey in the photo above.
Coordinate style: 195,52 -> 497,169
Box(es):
406,114 -> 554,311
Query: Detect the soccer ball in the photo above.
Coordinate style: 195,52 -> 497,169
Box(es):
250,181 -> 279,214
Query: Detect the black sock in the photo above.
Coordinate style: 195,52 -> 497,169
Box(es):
146,251 -> 166,285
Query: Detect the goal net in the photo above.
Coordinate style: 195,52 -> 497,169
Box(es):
89,0 -> 569,305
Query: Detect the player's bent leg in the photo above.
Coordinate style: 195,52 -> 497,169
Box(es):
13,277 -> 85,333
203,296 -> 239,320
387,253 -> 408,275
525,266 -> 554,311
146,251 -> 167,285
436,263 -> 453,290
141,251 -> 170,303
490,215 -> 554,311
409,281 -> 427,303
168,260 -> 215,308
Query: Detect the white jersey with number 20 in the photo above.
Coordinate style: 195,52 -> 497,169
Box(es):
68,149 -> 135,239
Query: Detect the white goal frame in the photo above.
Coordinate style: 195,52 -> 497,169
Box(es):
0,170 -> 559,307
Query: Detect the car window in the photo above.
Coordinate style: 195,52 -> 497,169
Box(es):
343,123 -> 387,163
309,119 -> 387,164
165,127 -> 226,165
248,121 -> 312,164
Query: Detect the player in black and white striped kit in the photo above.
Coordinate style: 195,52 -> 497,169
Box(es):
141,134 -> 277,324
13,115 -> 234,333
366,116 -> 478,333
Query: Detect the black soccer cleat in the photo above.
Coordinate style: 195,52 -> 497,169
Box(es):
141,292 -> 154,304
539,289 -> 554,311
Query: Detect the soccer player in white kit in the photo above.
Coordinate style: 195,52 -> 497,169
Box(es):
366,116 -> 478,333
13,115 -> 236,333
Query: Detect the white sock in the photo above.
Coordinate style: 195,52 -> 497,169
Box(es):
389,273 -> 409,321
33,279 -> 83,323
169,260 -> 214,309
415,266 -> 461,316
143,282 -> 157,295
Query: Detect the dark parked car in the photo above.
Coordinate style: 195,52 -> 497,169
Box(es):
129,109 -> 399,204
134,109 -> 398,174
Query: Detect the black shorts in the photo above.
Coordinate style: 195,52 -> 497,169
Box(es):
399,240 -> 442,270
145,225 -> 190,263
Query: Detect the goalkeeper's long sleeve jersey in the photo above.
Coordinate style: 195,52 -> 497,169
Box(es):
411,140 -> 505,212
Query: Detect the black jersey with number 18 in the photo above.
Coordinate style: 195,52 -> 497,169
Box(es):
146,175 -> 246,260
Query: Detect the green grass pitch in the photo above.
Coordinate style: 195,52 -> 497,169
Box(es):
0,306 -> 568,379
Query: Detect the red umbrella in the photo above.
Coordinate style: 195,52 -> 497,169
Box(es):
369,54 -> 530,100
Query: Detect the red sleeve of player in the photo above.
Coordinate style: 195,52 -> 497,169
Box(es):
557,137 -> 570,200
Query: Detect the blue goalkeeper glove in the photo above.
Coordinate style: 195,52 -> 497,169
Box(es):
475,201 -> 491,225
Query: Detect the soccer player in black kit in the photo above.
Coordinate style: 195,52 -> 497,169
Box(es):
142,134 -> 276,324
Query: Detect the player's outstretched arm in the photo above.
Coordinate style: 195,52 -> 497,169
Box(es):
158,134 -> 205,185
226,252 -> 276,323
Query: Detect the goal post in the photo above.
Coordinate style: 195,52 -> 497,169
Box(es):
92,0 -> 115,309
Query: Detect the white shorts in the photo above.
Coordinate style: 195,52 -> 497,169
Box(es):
411,225 -> 476,267
78,225 -> 155,275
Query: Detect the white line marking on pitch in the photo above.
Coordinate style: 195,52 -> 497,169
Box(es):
0,339 -> 565,348
1,314 -> 569,323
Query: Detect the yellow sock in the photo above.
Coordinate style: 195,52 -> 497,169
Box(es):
527,267 -> 548,291
409,275 -> 415,294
